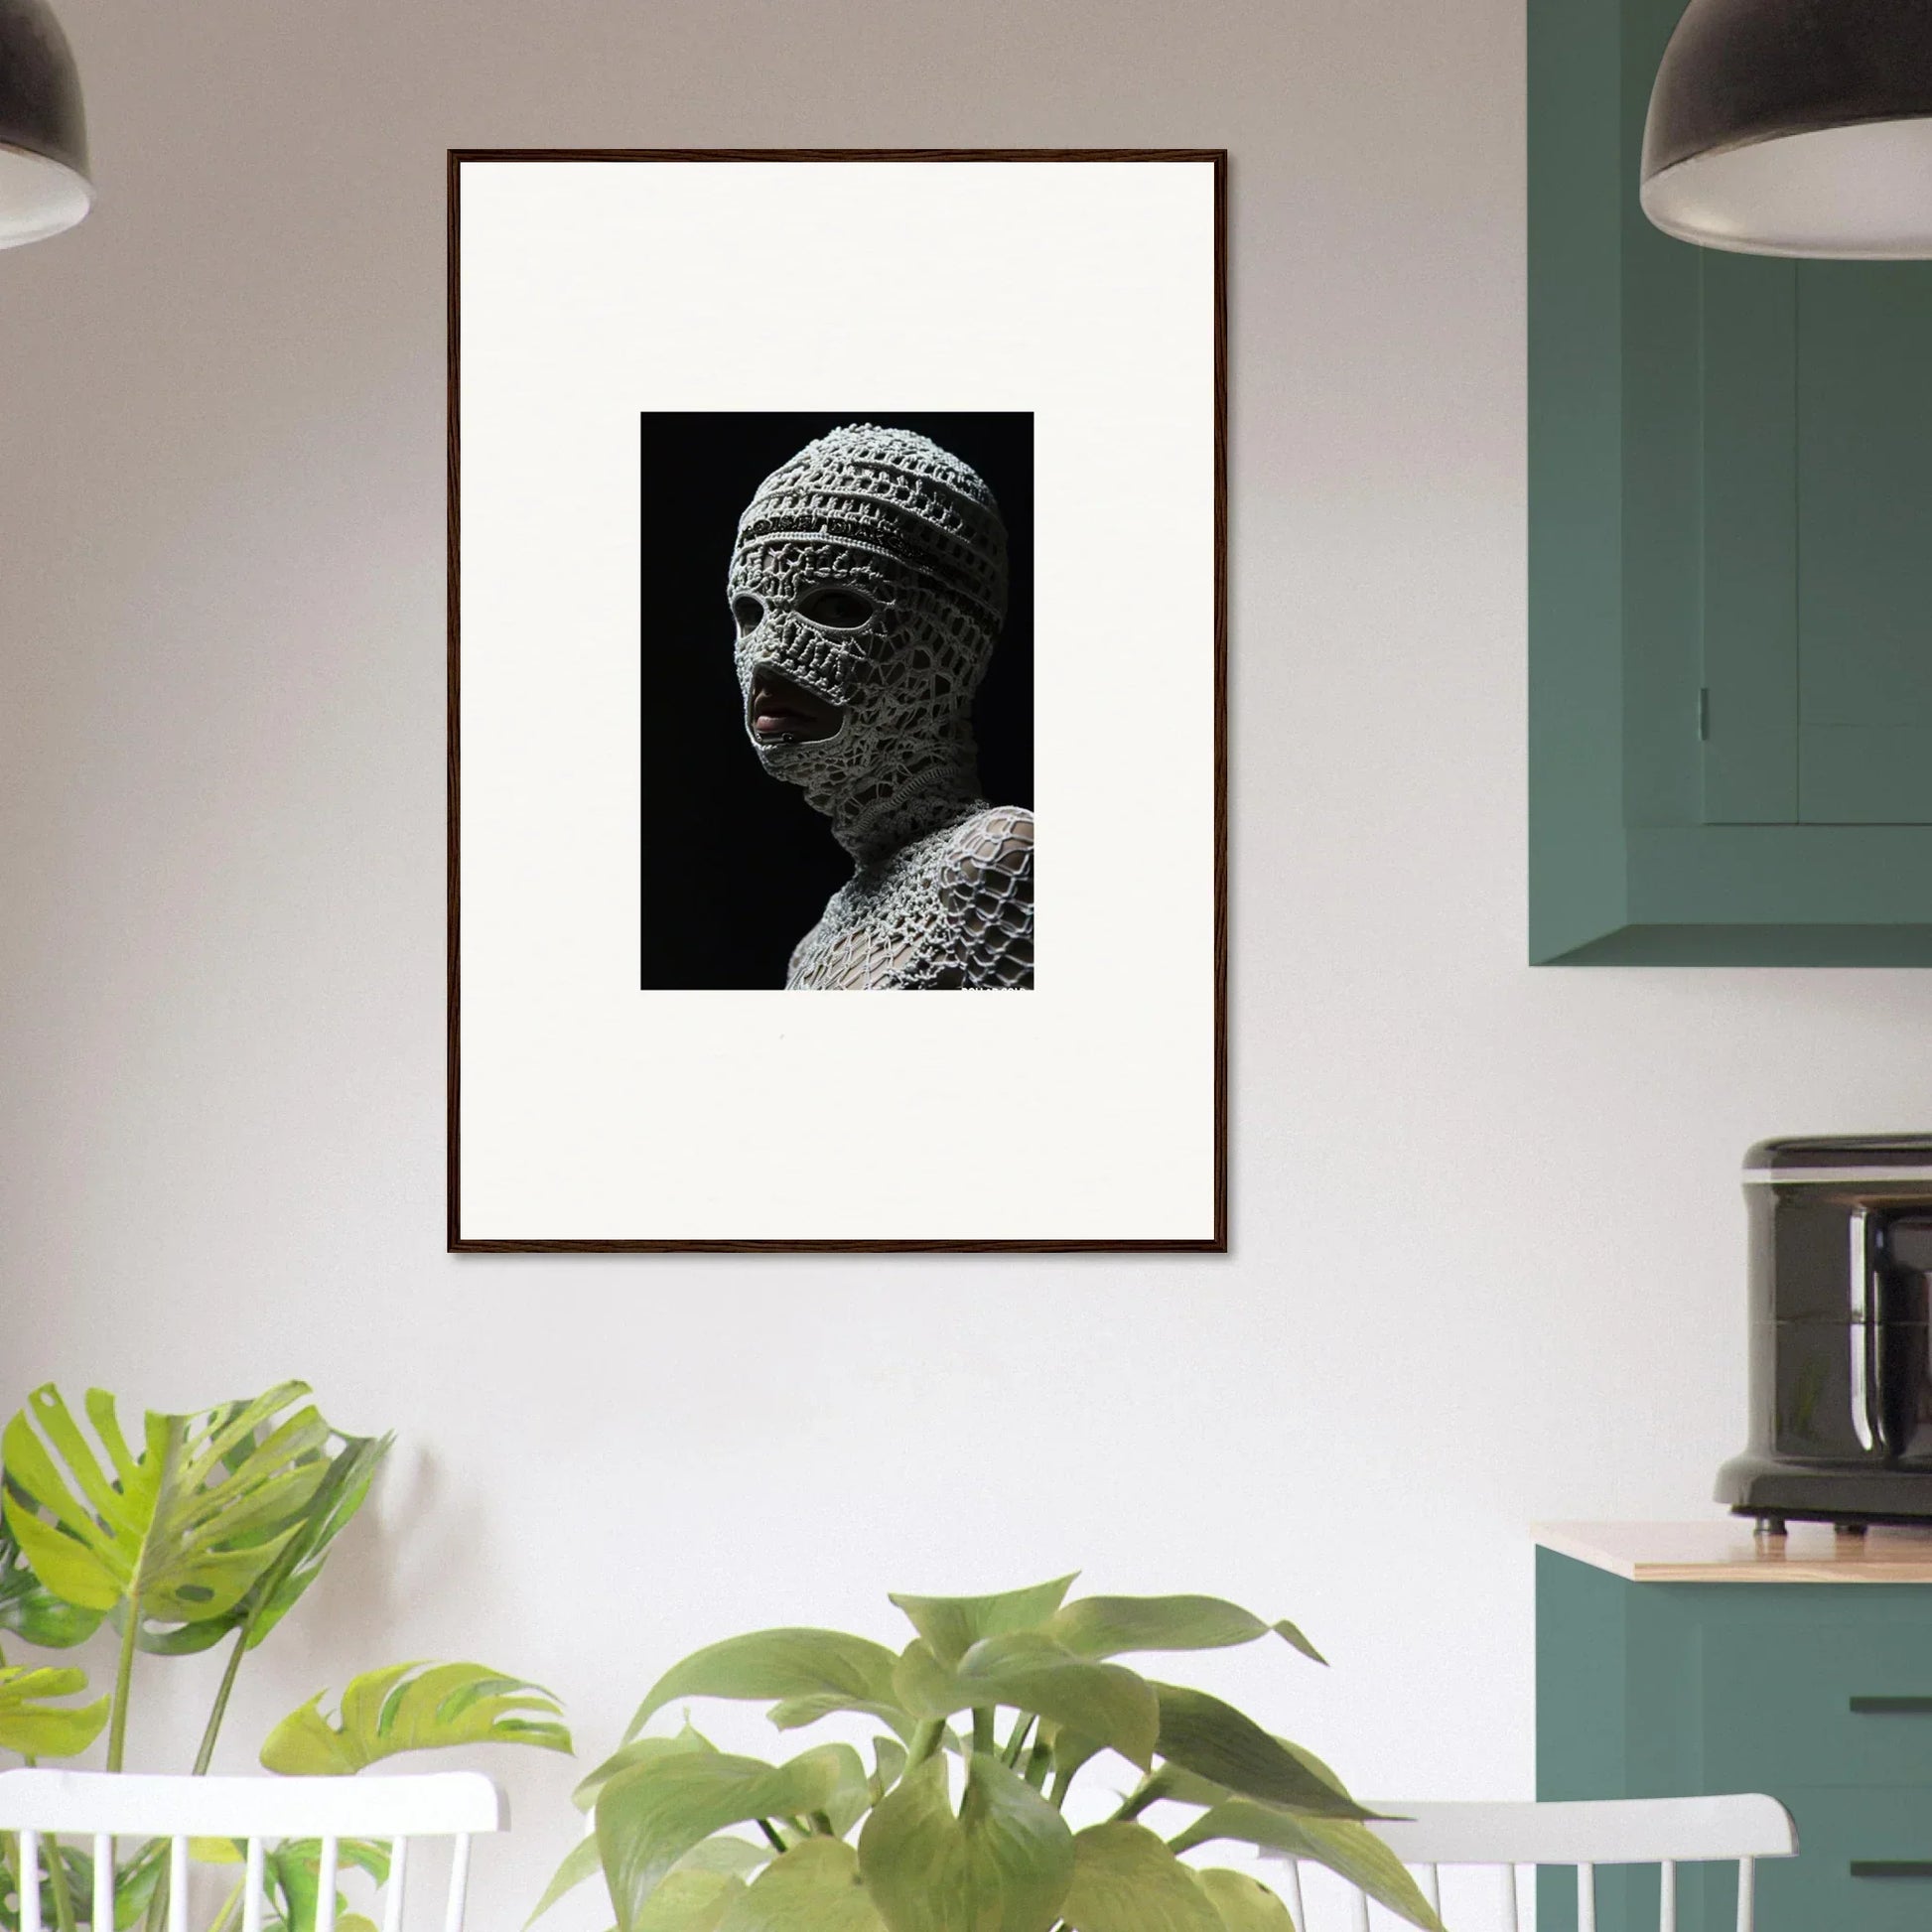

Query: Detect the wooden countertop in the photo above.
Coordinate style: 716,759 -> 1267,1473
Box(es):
1536,1520 -> 1932,1584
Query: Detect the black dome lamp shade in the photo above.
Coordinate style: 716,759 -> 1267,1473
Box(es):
1642,0 -> 1932,258
0,0 -> 89,249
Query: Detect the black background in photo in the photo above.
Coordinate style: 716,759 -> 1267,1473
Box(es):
638,412 -> 1035,991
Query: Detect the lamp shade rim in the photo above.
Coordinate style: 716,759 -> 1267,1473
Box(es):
1642,114 -> 1932,259
0,139 -> 90,247
1642,106 -> 1932,188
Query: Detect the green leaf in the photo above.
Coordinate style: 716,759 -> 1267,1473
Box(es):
528,1836 -> 604,1926
1,1383 -> 331,1641
870,1737 -> 907,1804
242,1838 -> 392,1932
1266,1622 -> 1325,1667
715,1839 -> 885,1932
677,1841 -> 774,1878
596,1745 -> 859,1932
1152,1687 -> 1370,1821
767,1696 -> 918,1743
888,1578 -> 1079,1668
134,1431 -> 391,1658
0,1662 -> 110,1757
576,1724 -> 720,1812
892,1635 -> 1159,1772
260,1660 -> 571,1774
627,1630 -> 902,1740
1194,1869 -> 1297,1932
0,1521 -> 104,1649
1058,1824 -> 1221,1932
856,1751 -> 1075,1932
239,1431 -> 392,1650
1171,1808 -> 1446,1932
1048,1597 -> 1325,1667
1126,1736 -> 1351,1819
629,1871 -> 745,1932
1045,1728 -> 1105,1790
1119,1762 -> 1230,1814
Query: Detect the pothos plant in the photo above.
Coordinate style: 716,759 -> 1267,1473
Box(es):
0,1382 -> 571,1932
534,1575 -> 1447,1932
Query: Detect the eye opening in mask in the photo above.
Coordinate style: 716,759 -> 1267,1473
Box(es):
732,594 -> 765,633
795,584 -> 878,632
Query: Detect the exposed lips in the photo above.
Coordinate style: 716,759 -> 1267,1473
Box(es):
750,668 -> 841,742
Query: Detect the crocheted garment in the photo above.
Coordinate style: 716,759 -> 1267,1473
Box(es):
728,424 -> 1035,991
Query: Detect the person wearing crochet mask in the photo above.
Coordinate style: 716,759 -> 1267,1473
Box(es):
726,423 -> 1034,991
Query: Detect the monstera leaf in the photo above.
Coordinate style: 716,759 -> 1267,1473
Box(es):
137,1431 -> 392,1658
261,1661 -> 572,1775
195,1836 -> 392,1932
0,1662 -> 109,1758
1,1383 -> 331,1642
0,1521 -> 102,1650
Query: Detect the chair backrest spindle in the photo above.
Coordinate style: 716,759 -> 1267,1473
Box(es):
91,1831 -> 113,1932
384,1837 -> 410,1932
168,1834 -> 188,1932
1735,1856 -> 1755,1932
1577,1860 -> 1596,1932
442,1834 -> 472,1932
20,1828 -> 41,1932
1281,1858 -> 1306,1928
242,1837 -> 266,1932
316,1835 -> 339,1932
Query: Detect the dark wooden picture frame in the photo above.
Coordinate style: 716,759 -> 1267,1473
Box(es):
448,149 -> 1227,1253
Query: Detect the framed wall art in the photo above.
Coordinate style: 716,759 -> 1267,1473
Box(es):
449,149 -> 1226,1251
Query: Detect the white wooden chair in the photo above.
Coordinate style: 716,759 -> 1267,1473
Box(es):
1265,1794 -> 1797,1931
0,1770 -> 504,1932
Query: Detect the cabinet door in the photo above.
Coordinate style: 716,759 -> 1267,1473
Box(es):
1529,0 -> 1932,960
1797,266 -> 1932,825
1702,258 -> 1932,828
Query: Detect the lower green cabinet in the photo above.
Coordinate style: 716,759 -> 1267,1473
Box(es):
1538,1547 -> 1932,1930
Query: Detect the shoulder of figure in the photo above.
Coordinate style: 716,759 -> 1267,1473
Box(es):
942,805 -> 1035,888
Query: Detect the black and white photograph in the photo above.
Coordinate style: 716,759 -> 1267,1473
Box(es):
450,151 -> 1223,1248
638,411 -> 1035,994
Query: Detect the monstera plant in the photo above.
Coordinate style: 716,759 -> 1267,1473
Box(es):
536,1575 -> 1447,1932
0,1381 -> 570,1932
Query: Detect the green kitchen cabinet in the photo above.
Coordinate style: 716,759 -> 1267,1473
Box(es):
1537,1532 -> 1932,1930
1529,0 -> 1932,965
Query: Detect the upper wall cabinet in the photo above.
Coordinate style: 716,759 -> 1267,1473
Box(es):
1530,0 -> 1932,964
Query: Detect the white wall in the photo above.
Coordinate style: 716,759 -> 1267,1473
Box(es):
4,1 -> 1930,1925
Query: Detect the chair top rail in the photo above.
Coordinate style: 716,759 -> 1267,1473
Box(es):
0,1771 -> 505,1838
1365,1795 -> 1797,1866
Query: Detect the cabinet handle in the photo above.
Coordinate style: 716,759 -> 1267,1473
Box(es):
1853,1863 -> 1932,1879
1850,1697 -> 1932,1714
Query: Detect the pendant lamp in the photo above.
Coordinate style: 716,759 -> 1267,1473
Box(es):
0,0 -> 89,249
1642,0 -> 1932,258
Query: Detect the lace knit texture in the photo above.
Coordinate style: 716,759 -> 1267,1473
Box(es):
729,424 -> 1034,990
